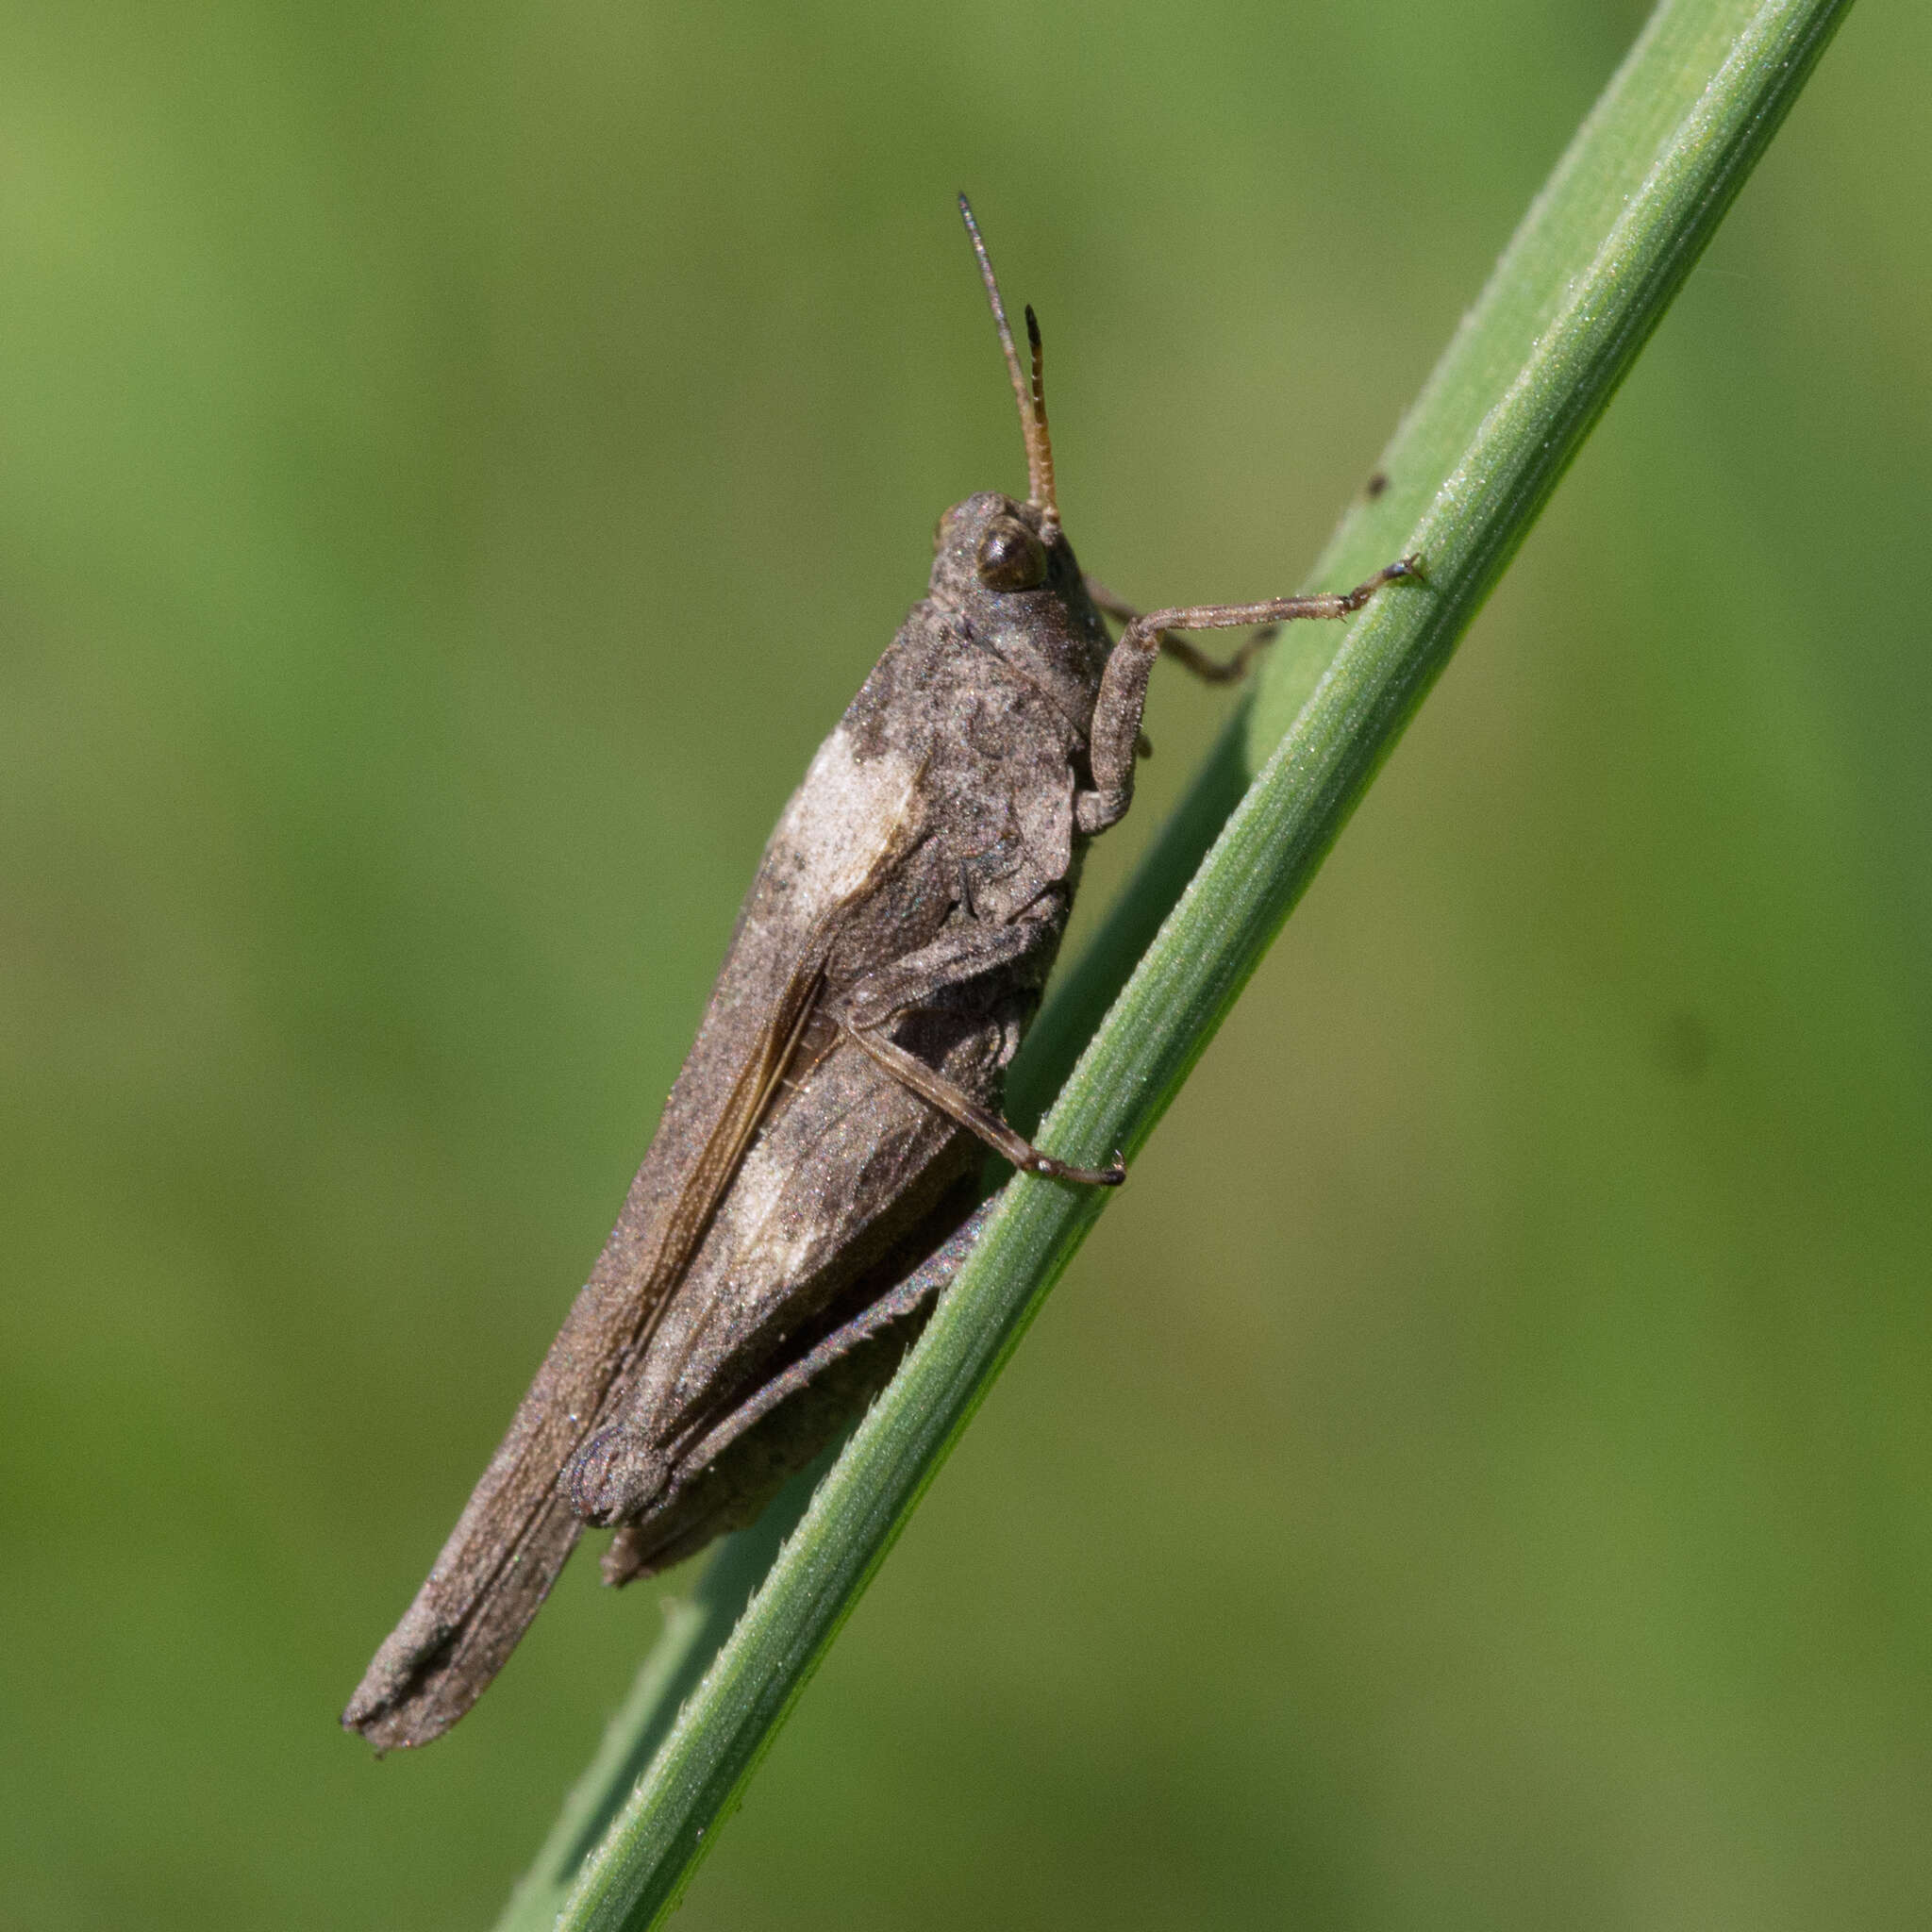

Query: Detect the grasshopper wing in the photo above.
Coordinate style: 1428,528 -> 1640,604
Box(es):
345,677 -> 934,1748
341,938 -> 830,1751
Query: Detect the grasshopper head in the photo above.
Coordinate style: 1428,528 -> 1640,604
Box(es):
927,491 -> 1109,724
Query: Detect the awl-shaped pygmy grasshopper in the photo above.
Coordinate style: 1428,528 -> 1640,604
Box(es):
343,197 -> 1420,1751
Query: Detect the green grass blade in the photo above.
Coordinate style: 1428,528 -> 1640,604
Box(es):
509,2 -> 1854,1924
491,1465 -> 821,1932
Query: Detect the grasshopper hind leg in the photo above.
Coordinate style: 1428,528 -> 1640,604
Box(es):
599,1198 -> 995,1587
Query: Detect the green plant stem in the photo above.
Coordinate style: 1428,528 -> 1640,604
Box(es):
499,2 -> 1853,1924
492,1461 -> 824,1932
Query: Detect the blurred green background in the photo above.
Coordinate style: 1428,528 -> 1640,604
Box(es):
3,1 -> 1928,1925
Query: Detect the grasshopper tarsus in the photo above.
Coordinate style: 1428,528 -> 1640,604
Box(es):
1026,1149 -> 1126,1188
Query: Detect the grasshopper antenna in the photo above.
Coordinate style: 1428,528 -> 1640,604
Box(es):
1023,304 -> 1058,542
958,193 -> 1059,538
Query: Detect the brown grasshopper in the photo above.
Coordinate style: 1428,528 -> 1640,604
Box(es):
343,198 -> 1418,1751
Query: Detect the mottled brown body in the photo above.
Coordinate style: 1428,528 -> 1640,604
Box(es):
343,202 -> 1419,1752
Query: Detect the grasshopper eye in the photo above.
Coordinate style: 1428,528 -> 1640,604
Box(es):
974,518 -> 1048,591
